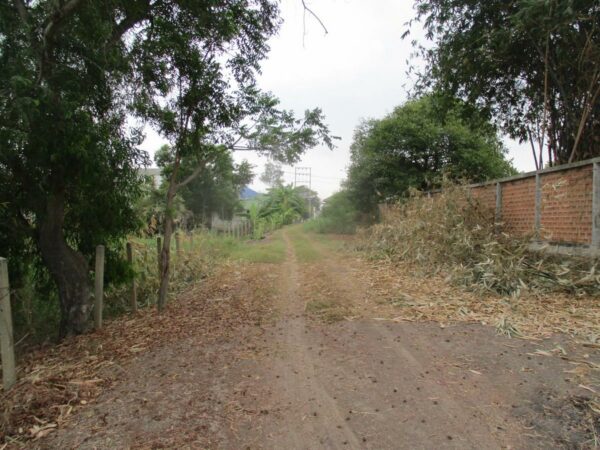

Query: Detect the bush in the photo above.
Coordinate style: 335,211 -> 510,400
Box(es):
307,191 -> 358,234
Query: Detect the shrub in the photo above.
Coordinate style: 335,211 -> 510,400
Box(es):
307,191 -> 358,234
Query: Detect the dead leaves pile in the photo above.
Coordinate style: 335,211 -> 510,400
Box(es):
364,259 -> 600,342
361,184 -> 600,297
0,261 -> 273,447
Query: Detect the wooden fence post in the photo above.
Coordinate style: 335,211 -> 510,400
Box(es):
593,162 -> 600,249
94,245 -> 105,330
126,243 -> 137,313
156,236 -> 162,275
0,258 -> 16,390
190,232 -> 194,249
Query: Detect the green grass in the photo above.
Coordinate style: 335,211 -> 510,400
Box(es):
285,225 -> 321,262
228,234 -> 286,263
133,228 -> 286,264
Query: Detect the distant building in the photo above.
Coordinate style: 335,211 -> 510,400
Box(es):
140,167 -> 162,188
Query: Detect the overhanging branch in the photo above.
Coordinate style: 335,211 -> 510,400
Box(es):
301,0 -> 328,35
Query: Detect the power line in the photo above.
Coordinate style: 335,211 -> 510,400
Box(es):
282,170 -> 345,181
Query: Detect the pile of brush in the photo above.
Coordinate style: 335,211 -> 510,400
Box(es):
360,183 -> 599,297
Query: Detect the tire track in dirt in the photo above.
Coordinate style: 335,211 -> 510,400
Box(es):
225,229 -> 537,449
233,231 -> 363,448
294,232 -> 532,449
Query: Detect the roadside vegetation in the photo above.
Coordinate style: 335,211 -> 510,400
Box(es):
359,183 -> 600,298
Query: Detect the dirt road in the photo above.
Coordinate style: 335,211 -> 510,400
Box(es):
43,228 -> 599,449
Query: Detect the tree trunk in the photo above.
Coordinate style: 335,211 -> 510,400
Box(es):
157,207 -> 173,311
157,162 -> 180,311
38,194 -> 92,338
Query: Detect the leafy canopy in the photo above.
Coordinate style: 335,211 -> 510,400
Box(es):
410,0 -> 600,165
345,94 -> 516,215
259,185 -> 309,225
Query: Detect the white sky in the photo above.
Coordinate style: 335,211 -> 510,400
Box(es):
140,0 -> 536,200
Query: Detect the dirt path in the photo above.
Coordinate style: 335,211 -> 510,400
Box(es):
40,228 -> 599,449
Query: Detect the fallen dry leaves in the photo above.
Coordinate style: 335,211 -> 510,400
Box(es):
0,260 -> 275,447
361,258 -> 600,342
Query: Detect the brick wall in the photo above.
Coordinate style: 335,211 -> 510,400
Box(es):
471,184 -> 496,207
379,158 -> 599,250
501,177 -> 537,237
539,165 -> 593,244
471,160 -> 597,246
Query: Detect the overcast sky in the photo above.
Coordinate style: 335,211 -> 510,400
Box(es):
141,0 -> 536,200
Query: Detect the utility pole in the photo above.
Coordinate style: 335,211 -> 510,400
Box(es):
294,167 -> 311,189
294,167 -> 315,218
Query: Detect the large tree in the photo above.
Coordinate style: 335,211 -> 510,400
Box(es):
0,0 -> 285,335
0,0 -> 151,336
410,0 -> 600,167
345,94 -> 515,215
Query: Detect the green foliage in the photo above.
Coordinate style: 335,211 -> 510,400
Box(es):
344,94 -> 515,215
155,144 -> 253,226
306,191 -> 358,234
411,0 -> 600,165
135,172 -> 190,235
259,185 -> 308,225
241,101 -> 340,163
260,161 -> 284,187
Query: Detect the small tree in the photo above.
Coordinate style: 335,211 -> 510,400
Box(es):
259,185 -> 308,224
260,161 -> 285,188
136,13 -> 337,308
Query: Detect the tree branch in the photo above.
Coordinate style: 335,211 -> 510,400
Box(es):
12,0 -> 30,24
36,0 -> 86,83
176,161 -> 206,189
43,0 -> 86,46
106,14 -> 147,48
301,0 -> 328,35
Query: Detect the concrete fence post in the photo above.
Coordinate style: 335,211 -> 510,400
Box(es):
495,182 -> 502,229
534,174 -> 542,239
94,245 -> 105,330
126,243 -> 137,313
593,162 -> 600,249
0,258 -> 16,390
